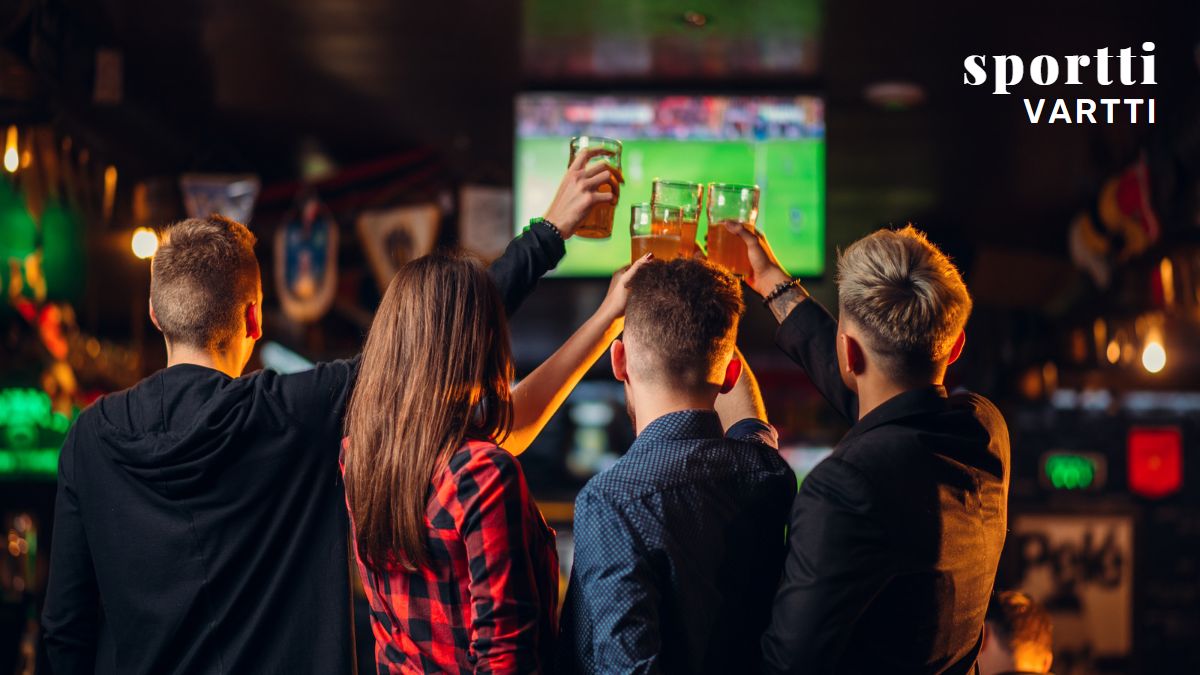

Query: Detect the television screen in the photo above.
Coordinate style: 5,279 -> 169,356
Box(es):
515,93 -> 826,277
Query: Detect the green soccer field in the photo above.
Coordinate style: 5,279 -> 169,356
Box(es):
515,137 -> 825,277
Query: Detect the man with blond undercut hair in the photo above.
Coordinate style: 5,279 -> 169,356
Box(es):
725,223 -> 1010,674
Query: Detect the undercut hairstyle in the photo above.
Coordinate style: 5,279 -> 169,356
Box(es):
150,215 -> 260,351
836,225 -> 972,383
624,258 -> 744,390
987,591 -> 1053,669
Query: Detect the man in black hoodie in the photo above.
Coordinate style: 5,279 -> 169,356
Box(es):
41,154 -> 620,674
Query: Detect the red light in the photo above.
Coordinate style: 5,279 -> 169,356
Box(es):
1127,427 -> 1183,499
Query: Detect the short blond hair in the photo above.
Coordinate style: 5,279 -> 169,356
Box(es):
151,215 -> 260,350
836,225 -> 971,380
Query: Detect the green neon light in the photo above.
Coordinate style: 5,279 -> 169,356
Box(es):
0,388 -> 72,433
0,387 -> 75,479
0,449 -> 59,477
1045,454 -> 1096,490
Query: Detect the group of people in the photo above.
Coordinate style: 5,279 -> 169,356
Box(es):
42,152 -> 1012,675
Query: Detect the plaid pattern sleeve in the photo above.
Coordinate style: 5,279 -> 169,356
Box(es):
347,439 -> 559,675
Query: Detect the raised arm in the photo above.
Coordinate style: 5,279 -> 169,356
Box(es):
42,430 -> 100,674
491,146 -> 623,316
714,350 -> 768,431
505,256 -> 650,455
726,222 -> 859,422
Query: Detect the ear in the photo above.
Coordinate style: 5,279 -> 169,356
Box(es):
611,339 -> 628,383
980,622 -> 989,651
1038,650 -> 1053,673
245,302 -> 262,341
844,333 -> 867,375
148,299 -> 162,332
947,330 -> 966,366
719,357 -> 742,394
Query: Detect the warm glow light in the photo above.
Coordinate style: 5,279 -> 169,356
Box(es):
103,165 -> 118,222
1160,258 -> 1175,307
1141,340 -> 1166,374
3,126 -> 18,173
1106,340 -> 1121,364
131,228 -> 159,259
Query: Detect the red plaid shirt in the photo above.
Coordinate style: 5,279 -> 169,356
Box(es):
344,439 -> 559,674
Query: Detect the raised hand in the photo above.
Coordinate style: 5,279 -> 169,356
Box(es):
724,222 -> 791,297
597,253 -> 652,322
543,148 -> 622,239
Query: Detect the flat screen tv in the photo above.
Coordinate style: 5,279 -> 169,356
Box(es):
514,93 -> 826,277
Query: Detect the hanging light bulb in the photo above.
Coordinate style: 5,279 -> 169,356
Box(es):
1141,339 -> 1166,374
131,228 -> 159,259
4,126 -> 19,173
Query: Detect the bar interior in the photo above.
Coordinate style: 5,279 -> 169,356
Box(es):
2,1 -> 1199,673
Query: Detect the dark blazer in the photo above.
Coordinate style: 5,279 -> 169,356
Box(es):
761,300 -> 1010,675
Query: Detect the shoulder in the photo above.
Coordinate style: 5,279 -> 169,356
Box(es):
572,476 -> 625,530
446,440 -> 526,488
799,456 -> 878,512
577,448 -> 659,506
951,390 -> 1009,437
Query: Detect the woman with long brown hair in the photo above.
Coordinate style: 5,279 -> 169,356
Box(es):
343,240 -> 645,672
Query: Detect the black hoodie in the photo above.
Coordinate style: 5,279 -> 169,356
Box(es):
41,224 -> 564,674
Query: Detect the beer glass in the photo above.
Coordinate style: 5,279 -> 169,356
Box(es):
651,179 -> 703,257
705,183 -> 760,277
568,136 -> 622,238
630,203 -> 683,262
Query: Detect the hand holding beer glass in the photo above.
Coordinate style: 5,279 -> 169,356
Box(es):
566,136 -> 623,238
705,183 -> 761,277
630,203 -> 683,262
651,179 -> 704,257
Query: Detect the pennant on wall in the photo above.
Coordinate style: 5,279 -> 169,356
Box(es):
356,204 -> 440,292
180,173 -> 261,225
275,196 -> 339,323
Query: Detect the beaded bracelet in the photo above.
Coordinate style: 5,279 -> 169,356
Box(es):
762,278 -> 805,307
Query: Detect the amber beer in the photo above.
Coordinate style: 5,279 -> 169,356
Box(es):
705,183 -> 760,277
630,203 -> 683,262
651,179 -> 703,257
707,220 -> 754,275
568,136 -> 622,238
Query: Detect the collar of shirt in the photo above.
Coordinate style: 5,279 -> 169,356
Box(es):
630,409 -> 725,450
840,384 -> 949,444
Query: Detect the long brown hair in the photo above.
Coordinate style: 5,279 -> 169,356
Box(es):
344,251 -> 514,571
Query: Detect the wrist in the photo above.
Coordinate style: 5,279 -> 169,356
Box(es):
532,217 -> 568,241
752,268 -> 791,297
594,302 -> 624,327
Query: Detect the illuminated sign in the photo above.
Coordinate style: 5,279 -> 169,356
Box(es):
0,387 -> 74,478
1041,451 -> 1107,491
1128,427 -> 1182,499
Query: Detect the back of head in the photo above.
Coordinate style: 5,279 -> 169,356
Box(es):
836,225 -> 972,383
986,591 -> 1054,673
624,258 -> 744,391
150,216 -> 260,351
344,250 -> 513,571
